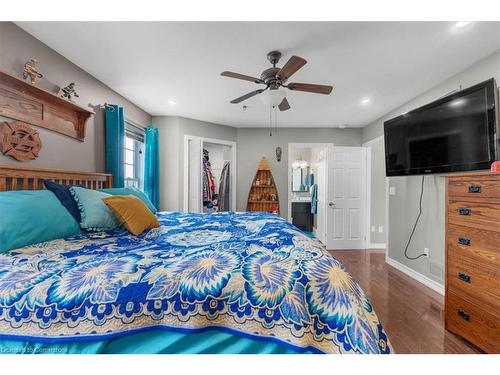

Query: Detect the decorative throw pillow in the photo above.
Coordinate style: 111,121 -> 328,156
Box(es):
70,186 -> 121,231
102,195 -> 160,236
100,187 -> 157,213
0,190 -> 80,253
44,180 -> 83,223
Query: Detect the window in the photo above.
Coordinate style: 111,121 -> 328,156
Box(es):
124,122 -> 145,190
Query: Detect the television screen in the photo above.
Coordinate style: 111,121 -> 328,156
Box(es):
384,78 -> 498,176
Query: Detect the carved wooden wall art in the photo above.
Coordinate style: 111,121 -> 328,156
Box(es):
0,121 -> 42,161
0,70 -> 93,141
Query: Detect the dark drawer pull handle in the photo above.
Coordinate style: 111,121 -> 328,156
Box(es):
458,237 -> 471,246
457,308 -> 470,321
458,208 -> 471,216
468,184 -> 481,193
458,272 -> 471,283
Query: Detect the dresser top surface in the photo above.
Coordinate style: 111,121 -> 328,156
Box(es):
443,170 -> 500,179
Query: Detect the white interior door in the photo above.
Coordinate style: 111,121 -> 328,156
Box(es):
315,147 -> 327,244
326,146 -> 367,249
187,136 -> 203,212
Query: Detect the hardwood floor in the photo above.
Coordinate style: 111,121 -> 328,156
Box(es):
328,249 -> 482,354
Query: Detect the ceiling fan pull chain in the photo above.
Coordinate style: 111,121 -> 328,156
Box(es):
274,106 -> 278,135
269,106 -> 273,136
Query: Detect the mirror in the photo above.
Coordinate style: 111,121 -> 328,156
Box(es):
292,166 -> 310,192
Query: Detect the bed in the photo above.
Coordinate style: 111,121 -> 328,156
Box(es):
0,165 -> 392,354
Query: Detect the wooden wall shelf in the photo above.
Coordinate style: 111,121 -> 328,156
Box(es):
0,70 -> 93,141
246,157 -> 280,214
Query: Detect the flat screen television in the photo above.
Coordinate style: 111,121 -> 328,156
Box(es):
384,78 -> 498,176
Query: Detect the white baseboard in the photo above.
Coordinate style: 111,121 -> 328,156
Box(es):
386,257 -> 445,295
367,243 -> 386,249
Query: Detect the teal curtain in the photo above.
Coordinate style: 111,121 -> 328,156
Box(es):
105,105 -> 125,188
144,126 -> 159,210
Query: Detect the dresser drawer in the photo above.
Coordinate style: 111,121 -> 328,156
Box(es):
446,224 -> 499,268
448,178 -> 500,200
447,255 -> 500,310
446,292 -> 500,353
448,200 -> 500,232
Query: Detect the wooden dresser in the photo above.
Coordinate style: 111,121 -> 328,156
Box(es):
445,172 -> 500,353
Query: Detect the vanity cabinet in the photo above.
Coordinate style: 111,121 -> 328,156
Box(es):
291,202 -> 313,232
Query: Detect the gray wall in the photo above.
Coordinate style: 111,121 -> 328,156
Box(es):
362,49 -> 500,285
155,116 -> 180,212
236,127 -> 363,220
155,122 -> 363,217
366,137 -> 386,244
0,22 -> 151,172
154,116 -> 237,211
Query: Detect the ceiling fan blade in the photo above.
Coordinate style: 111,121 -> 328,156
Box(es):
278,97 -> 290,111
277,56 -> 307,80
221,71 -> 263,83
287,82 -> 333,95
230,89 -> 264,104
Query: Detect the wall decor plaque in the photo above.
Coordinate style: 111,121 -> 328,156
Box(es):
0,121 -> 42,161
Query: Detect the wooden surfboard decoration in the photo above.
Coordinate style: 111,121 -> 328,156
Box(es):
246,157 -> 280,214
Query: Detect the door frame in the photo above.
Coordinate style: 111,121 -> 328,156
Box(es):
185,135 -> 203,212
287,142 -> 333,244
183,135 -> 237,212
362,136 -> 388,250
326,145 -> 368,250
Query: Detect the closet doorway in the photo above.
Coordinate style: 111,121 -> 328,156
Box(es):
183,135 -> 237,213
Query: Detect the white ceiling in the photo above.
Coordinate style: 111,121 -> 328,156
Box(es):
17,21 -> 500,128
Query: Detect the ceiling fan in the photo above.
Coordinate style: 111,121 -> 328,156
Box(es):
221,50 -> 333,111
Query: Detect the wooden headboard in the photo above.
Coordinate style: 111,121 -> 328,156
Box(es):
0,164 -> 113,191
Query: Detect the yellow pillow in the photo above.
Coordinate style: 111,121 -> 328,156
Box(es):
102,195 -> 159,235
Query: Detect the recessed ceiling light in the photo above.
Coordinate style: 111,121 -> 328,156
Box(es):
360,98 -> 371,105
455,22 -> 472,28
168,100 -> 176,105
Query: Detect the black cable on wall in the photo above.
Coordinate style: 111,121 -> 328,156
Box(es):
404,175 -> 427,260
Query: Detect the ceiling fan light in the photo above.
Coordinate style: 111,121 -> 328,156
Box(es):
260,89 -> 286,107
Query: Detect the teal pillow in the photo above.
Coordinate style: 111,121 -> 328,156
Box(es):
0,190 -> 81,253
100,187 -> 157,213
70,187 -> 121,231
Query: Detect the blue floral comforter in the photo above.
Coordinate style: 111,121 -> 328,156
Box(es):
0,212 -> 391,354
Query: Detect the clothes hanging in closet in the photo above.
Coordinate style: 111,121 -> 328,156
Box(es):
218,161 -> 230,211
203,149 -> 216,206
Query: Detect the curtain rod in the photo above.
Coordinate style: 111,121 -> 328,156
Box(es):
98,103 -> 148,130
126,118 -> 147,130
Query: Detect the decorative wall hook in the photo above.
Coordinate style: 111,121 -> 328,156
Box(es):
275,146 -> 282,162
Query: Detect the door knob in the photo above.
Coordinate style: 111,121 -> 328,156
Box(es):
329,202 -> 335,207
